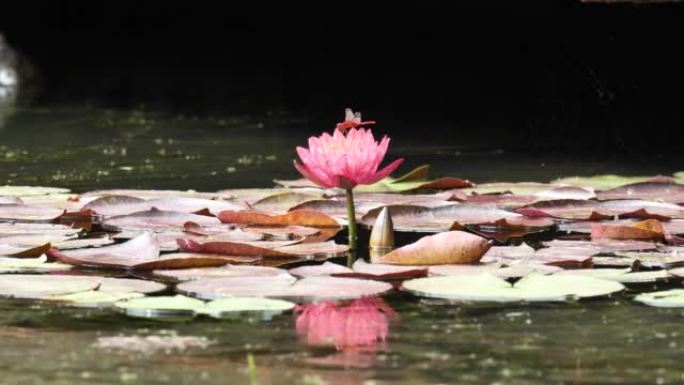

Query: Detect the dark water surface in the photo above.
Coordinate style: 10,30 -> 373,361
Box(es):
1,107 -> 683,385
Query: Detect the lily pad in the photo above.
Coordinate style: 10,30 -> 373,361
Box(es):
0,186 -> 71,197
402,273 -> 624,302
103,208 -> 221,231
84,195 -> 244,216
554,268 -> 670,283
115,295 -> 206,318
200,297 -> 295,320
0,255 -> 72,273
0,204 -> 65,222
218,210 -> 340,228
49,291 -> 146,308
155,265 -> 290,281
552,175 -> 671,190
634,289 -> 684,308
0,275 -> 99,299
177,276 -> 392,302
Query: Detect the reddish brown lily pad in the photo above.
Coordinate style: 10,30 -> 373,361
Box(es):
0,243 -> 51,258
218,210 -> 340,228
590,219 -> 664,241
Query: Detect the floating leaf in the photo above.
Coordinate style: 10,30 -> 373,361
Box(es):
177,276 -> 392,302
533,186 -> 596,200
596,182 -> 684,204
0,255 -> 71,273
590,219 -> 664,241
49,232 -> 237,270
544,239 -> 658,253
516,200 -> 605,220
218,210 -> 340,228
48,291 -> 145,308
518,199 -> 684,220
379,231 -> 491,265
155,264 -> 287,281
337,259 -> 428,280
249,192 -> 323,213
361,204 -> 554,233
52,236 -> 115,250
462,182 -> 554,196
402,272 -> 624,302
84,195 -> 244,216
0,196 -> 23,204
0,275 -> 99,299
0,243 -> 51,258
556,269 -> 670,284
178,238 -> 347,258
0,186 -> 71,197
602,250 -> 684,269
288,262 -> 354,277
201,297 -> 295,319
0,232 -> 77,246
103,208 -> 221,231
429,263 -> 562,279
532,246 -> 597,266
552,175 -> 672,190
81,189 -> 226,201
115,295 -> 206,318
0,204 -> 65,222
634,289 -> 684,308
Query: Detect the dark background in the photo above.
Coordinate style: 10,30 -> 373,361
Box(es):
1,1 -> 683,154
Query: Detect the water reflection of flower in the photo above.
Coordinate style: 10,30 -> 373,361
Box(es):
295,297 -> 398,350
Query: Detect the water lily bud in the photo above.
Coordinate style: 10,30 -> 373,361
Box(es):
369,207 -> 394,261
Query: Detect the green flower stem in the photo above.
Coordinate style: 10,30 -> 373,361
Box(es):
345,188 -> 357,253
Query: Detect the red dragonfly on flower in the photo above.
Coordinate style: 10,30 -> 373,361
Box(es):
335,108 -> 376,133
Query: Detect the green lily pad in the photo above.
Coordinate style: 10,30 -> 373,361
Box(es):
552,175 -> 663,190
0,275 -> 100,299
115,295 -> 206,318
402,272 -> 624,303
0,185 -> 71,197
49,290 -> 145,308
634,289 -> 684,308
555,268 -> 670,284
0,255 -> 72,273
201,297 -> 295,320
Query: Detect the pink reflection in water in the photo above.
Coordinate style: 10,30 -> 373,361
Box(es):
295,297 -> 398,350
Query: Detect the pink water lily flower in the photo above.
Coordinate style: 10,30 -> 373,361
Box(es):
294,127 -> 404,190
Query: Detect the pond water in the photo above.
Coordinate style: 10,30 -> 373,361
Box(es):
1,106 -> 683,385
